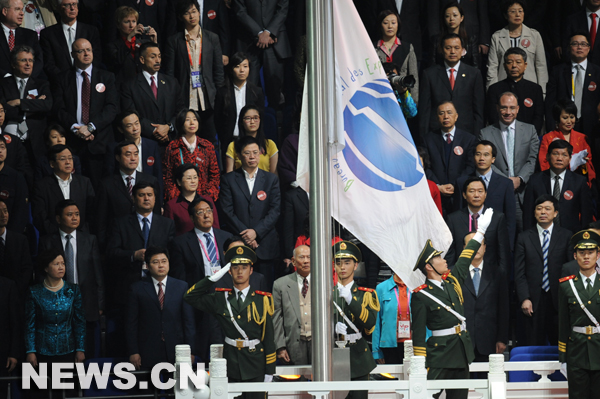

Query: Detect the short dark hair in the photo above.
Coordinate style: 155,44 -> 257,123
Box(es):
175,108 -> 201,137
533,194 -> 558,210
503,0 -> 526,15
235,135 -> 261,156
114,140 -> 138,157
10,45 -> 34,66
132,181 -> 155,197
417,146 -> 431,169
503,47 -> 527,63
227,52 -> 250,76
440,32 -> 464,48
476,140 -> 497,158
37,248 -> 65,277
569,31 -> 591,45
175,0 -> 199,20
145,246 -> 169,264
382,62 -> 400,75
47,144 -> 72,162
116,109 -> 140,129
547,139 -> 573,157
224,235 -> 245,251
0,134 -> 6,147
173,163 -> 199,187
462,176 -> 487,194
55,199 -> 79,217
139,42 -> 159,57
44,123 -> 67,145
552,99 -> 578,123
188,196 -> 213,217
236,105 -> 267,152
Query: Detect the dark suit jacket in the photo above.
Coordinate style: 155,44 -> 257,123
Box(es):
201,0 -> 232,56
515,225 -> 572,311
463,261 -> 509,355
545,61 -> 600,137
0,165 -> 28,234
0,230 -> 33,298
53,67 -> 119,155
523,169 -> 592,235
550,0 -> 585,48
419,63 -> 485,137
104,138 -> 162,183
423,128 -> 476,185
39,22 -> 102,81
3,133 -> 32,190
445,207 -> 511,275
126,276 -> 195,367
0,277 -> 19,361
282,186 -> 308,259
454,171 -> 517,249
0,76 -> 52,159
0,27 -> 43,78
219,168 -> 281,260
120,73 -> 184,139
31,174 -> 95,236
106,213 -> 175,302
39,231 -> 104,321
564,10 -> 600,66
486,78 -> 544,135
163,30 -> 224,109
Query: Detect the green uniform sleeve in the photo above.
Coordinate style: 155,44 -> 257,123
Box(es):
263,310 -> 277,375
451,238 -> 482,284
410,292 -> 427,358
558,282 -> 569,362
183,277 -> 218,313
346,289 -> 379,335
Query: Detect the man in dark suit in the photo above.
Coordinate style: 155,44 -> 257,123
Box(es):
419,33 -> 485,137
39,199 -> 104,355
445,177 -> 511,276
0,134 -> 28,233
53,38 -> 119,188
563,1 -> 600,66
515,194 -> 572,345
127,246 -> 195,370
486,48 -> 544,134
423,101 -> 476,214
120,42 -> 184,145
220,135 -> 281,287
97,141 -> 160,248
547,32 -> 600,140
461,231 -> 509,362
282,186 -> 308,262
39,0 -> 101,83
106,181 -> 175,305
454,140 -> 517,248
200,0 -> 231,62
524,139 -> 592,234
232,0 -> 291,107
31,145 -> 95,236
0,276 -> 18,399
164,0 -> 224,144
0,0 -> 42,78
0,198 -> 32,299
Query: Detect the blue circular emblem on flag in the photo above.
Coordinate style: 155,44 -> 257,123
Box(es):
342,79 -> 423,192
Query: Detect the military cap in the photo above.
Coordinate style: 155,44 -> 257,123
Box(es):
570,230 -> 600,250
224,245 -> 257,265
413,239 -> 444,273
332,240 -> 362,263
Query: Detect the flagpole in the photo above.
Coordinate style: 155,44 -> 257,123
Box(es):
307,0 -> 335,384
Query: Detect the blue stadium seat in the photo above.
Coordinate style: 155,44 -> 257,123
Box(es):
510,346 -> 559,359
508,353 -> 566,382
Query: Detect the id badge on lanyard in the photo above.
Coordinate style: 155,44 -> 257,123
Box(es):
395,286 -> 411,339
191,71 -> 203,88
198,235 -> 220,274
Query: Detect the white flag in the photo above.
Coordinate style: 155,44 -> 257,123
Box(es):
298,0 -> 453,290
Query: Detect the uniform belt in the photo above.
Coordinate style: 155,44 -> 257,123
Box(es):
431,322 -> 467,337
344,333 -> 362,344
224,337 -> 261,350
573,326 -> 600,335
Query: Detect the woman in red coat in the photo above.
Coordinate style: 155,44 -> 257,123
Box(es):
162,109 -> 220,202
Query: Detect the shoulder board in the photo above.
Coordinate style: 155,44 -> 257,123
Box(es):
413,284 -> 428,293
215,288 -> 232,292
559,275 -> 576,283
255,290 -> 272,297
358,287 -> 374,293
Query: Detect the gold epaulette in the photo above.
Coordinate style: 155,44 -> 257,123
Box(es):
360,288 -> 380,323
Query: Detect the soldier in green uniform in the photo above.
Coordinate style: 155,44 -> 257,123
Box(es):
332,241 -> 380,399
558,230 -> 600,399
184,245 -> 276,399
411,208 -> 494,399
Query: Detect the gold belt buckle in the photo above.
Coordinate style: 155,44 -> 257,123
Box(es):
586,326 -> 594,335
236,339 -> 244,348
454,325 -> 461,334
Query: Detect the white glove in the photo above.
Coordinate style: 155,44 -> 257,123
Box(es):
208,262 -> 231,282
560,363 -> 567,379
264,374 -> 273,382
335,322 -> 348,335
570,149 -> 588,171
337,283 -> 352,305
476,208 -> 494,235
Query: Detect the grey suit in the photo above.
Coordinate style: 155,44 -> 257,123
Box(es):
272,272 -> 310,365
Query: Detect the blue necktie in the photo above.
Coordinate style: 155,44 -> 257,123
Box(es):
65,234 -> 75,283
541,230 -> 550,292
142,217 -> 150,248
473,267 -> 481,295
203,233 -> 217,264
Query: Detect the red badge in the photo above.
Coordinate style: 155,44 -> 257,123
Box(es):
207,10 -> 216,19
454,146 -> 464,156
257,191 -> 267,201
25,3 -> 35,13
564,190 -> 574,200
521,39 -> 531,48
3,134 -> 11,144
524,98 -> 533,107
146,156 -> 155,166
589,82 -> 597,91
95,83 -> 105,93
0,190 -> 8,199
145,0 -> 154,5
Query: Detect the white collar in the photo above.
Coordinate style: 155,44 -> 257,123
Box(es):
537,223 -> 554,237
234,81 -> 247,91
468,206 -> 484,216
62,21 -> 77,31
442,126 -> 456,138
59,229 -> 77,240
580,271 -> 597,284
499,120 -> 517,131
55,173 -> 73,184
242,167 -> 258,180
1,24 -> 14,36
296,273 -> 310,285
137,212 -> 153,224
233,285 -> 250,297
194,227 -> 213,238
76,64 -> 93,77
445,61 -> 461,71
469,260 -> 484,273
550,168 -> 567,180
119,169 -> 136,180
572,59 -> 588,71
152,275 -> 168,288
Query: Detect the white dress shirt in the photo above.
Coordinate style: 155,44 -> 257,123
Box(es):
142,70 -> 159,90
478,169 -> 493,188
587,9 -> 600,32
445,61 -> 461,80
152,275 -> 168,295
136,139 -> 143,172
137,212 -> 154,231
62,21 -> 77,61
233,82 -> 247,137
243,167 -> 258,193
195,227 -> 219,276
120,169 -> 136,187
536,223 -> 554,247
428,278 -> 444,290
469,261 -> 483,280
233,285 -> 250,302
581,271 -> 597,290
550,169 -> 566,194
571,58 -> 588,100
75,64 -> 93,125
442,126 -> 456,143
55,173 -> 73,199
60,229 -> 78,283
1,23 -> 14,49
297,272 -> 310,292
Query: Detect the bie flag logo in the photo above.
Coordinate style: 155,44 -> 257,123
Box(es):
342,79 -> 422,192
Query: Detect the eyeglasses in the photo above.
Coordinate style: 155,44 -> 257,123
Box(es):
17,58 -> 33,63
243,116 -> 260,121
61,3 -> 78,8
195,209 -> 213,216
570,42 -> 590,48
57,156 -> 74,162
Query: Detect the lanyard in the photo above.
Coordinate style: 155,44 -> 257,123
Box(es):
394,286 -> 411,319
186,39 -> 202,68
198,233 -> 219,262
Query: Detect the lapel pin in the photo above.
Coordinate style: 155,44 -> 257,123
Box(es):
462,74 -> 466,77
161,80 -> 165,84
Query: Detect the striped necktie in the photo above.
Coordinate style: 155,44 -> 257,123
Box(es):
541,230 -> 550,292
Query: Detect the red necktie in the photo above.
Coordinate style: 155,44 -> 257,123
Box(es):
8,30 -> 14,51
158,282 -> 164,309
472,213 -> 479,230
151,76 -> 158,99
449,68 -> 456,90
592,14 -> 598,50
126,176 -> 133,198
81,71 -> 90,124
446,133 -> 452,144
301,278 -> 308,298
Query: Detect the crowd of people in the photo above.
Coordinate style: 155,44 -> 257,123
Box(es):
0,0 -> 599,398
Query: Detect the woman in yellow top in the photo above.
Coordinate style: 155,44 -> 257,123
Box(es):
225,105 -> 278,173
